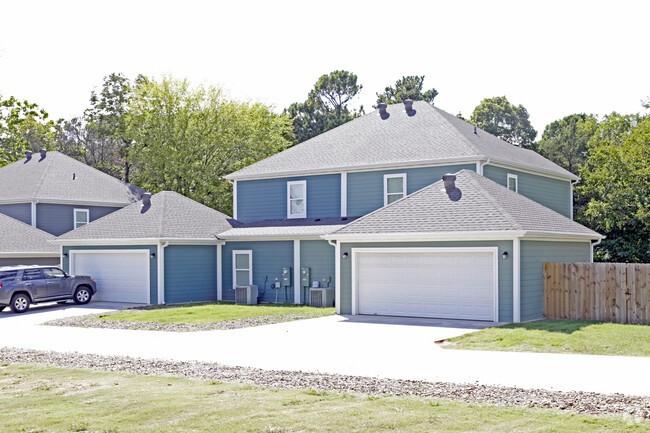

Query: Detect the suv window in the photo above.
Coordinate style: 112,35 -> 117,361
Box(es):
43,268 -> 66,279
0,270 -> 18,282
22,269 -> 43,281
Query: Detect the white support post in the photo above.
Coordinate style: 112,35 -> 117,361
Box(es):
340,172 -> 347,218
513,237 -> 521,323
157,243 -> 165,304
217,244 -> 223,300
31,201 -> 37,227
232,181 -> 238,220
293,240 -> 301,304
334,241 -> 341,314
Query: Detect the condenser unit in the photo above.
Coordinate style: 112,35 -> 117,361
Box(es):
310,288 -> 334,308
235,285 -> 258,305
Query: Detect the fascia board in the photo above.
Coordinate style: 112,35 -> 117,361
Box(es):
219,235 -> 325,241
0,252 -> 59,257
323,230 -> 601,242
50,238 -> 224,246
0,198 -> 131,207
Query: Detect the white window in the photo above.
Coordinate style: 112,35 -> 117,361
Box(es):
287,180 -> 307,219
507,174 -> 518,192
233,250 -> 253,289
74,209 -> 89,229
384,174 -> 406,206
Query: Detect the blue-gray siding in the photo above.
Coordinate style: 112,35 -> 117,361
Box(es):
0,203 -> 31,225
37,204 -> 122,236
237,174 -> 340,222
347,164 -> 476,217
62,244 -> 158,304
299,240 -> 335,303
222,241 -> 294,303
164,245 -> 217,304
520,240 -> 591,321
339,241 -> 514,321
483,165 -> 572,218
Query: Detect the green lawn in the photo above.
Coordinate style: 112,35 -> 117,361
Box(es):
443,320 -> 650,357
0,364 -> 647,433
98,302 -> 335,324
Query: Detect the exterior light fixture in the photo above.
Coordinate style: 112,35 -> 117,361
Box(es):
342,252 -> 349,259
62,252 -> 68,257
150,252 -> 156,259
502,251 -> 509,259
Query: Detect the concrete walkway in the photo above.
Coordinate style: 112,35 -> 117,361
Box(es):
2,302 -> 650,397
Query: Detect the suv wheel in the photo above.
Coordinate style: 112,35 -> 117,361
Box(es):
0,306 -> 5,312
10,293 -> 30,313
73,286 -> 92,305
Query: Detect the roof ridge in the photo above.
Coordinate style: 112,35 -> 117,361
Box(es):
463,171 -> 524,230
430,107 -> 488,160
32,151 -> 52,199
157,192 -> 166,238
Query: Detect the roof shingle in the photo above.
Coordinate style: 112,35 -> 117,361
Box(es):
0,213 -> 58,255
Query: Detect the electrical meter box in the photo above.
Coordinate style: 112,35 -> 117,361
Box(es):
300,267 -> 311,287
282,267 -> 292,287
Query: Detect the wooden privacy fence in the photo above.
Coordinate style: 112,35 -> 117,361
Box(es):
543,262 -> 650,324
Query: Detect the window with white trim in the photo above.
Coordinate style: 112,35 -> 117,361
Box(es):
233,250 -> 253,288
507,174 -> 518,192
287,180 -> 306,219
74,208 -> 89,229
384,174 -> 406,206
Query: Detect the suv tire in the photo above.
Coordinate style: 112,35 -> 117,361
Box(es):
10,293 -> 30,313
0,306 -> 5,312
73,286 -> 92,305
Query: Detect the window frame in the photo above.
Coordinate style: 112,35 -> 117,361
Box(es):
232,250 -> 253,289
383,173 -> 407,206
74,208 -> 90,229
287,180 -> 307,219
507,173 -> 518,193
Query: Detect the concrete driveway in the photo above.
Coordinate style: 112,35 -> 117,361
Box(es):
2,302 -> 650,397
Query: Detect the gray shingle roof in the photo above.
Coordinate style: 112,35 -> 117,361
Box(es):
226,101 -> 576,180
328,170 -> 600,238
56,191 -> 237,241
218,217 -> 357,239
0,151 -> 144,204
0,213 -> 58,255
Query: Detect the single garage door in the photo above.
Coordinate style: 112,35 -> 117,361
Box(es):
70,250 -> 150,304
356,248 -> 496,321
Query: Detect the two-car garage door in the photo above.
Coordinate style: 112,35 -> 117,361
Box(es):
70,250 -> 150,304
355,248 -> 497,321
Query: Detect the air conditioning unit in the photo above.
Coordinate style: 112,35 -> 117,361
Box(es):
235,285 -> 258,305
310,288 -> 334,308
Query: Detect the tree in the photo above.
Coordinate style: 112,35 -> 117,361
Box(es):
126,76 -> 293,215
537,114 -> 598,175
0,95 -> 57,166
577,112 -> 650,262
286,70 -> 363,143
375,75 -> 438,106
470,96 -> 537,147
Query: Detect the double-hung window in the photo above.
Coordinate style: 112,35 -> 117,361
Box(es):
233,250 -> 253,288
74,209 -> 89,229
507,174 -> 518,192
384,174 -> 406,206
287,180 -> 306,219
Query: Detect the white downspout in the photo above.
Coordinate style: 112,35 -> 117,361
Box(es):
513,237 -> 521,323
590,238 -> 602,263
157,241 -> 170,304
293,240 -> 301,304
340,172 -> 348,218
217,243 -> 223,300
31,200 -> 39,227
478,159 -> 491,176
328,239 -> 341,314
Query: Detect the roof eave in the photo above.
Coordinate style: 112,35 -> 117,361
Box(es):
50,238 -> 225,246
323,230 -> 602,242
0,252 -> 59,257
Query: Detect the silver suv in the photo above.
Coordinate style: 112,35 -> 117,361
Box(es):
0,266 -> 97,313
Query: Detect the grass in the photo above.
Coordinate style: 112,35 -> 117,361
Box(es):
97,302 -> 335,324
443,320 -> 650,357
0,363 -> 647,432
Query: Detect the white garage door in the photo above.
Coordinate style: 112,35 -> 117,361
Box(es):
70,250 -> 150,304
355,249 -> 497,321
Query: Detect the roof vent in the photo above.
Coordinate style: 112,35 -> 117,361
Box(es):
25,150 -> 32,161
441,174 -> 462,202
474,126 -> 477,135
404,99 -> 415,116
142,192 -> 152,206
378,103 -> 389,120
39,149 -> 47,158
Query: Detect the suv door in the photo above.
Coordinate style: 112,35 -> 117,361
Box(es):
20,268 -> 47,300
42,268 -> 69,297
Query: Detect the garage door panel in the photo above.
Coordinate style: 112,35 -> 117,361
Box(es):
71,251 -> 150,304
357,250 -> 496,321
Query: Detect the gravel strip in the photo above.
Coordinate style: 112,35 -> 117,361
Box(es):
45,312 -> 329,332
1,347 -> 648,420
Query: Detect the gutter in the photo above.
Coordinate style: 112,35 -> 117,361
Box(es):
590,238 -> 603,263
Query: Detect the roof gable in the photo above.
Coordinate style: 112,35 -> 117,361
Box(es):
226,102 -> 576,180
56,191 -> 237,241
0,151 -> 144,204
328,170 -> 599,238
0,213 -> 58,254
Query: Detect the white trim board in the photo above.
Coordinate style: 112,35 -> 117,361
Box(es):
232,250 -> 253,289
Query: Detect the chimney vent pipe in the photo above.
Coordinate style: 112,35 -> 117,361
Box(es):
142,192 -> 152,206
378,103 -> 389,119
25,150 -> 32,160
39,149 -> 47,158
404,99 -> 414,112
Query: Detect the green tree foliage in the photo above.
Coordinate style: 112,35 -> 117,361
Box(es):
537,114 -> 598,175
286,70 -> 363,143
470,96 -> 537,147
375,75 -> 438,106
126,76 -> 293,215
0,95 -> 57,166
578,113 -> 650,262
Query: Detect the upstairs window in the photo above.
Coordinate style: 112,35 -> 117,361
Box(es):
74,208 -> 89,229
384,174 -> 406,206
507,174 -> 518,192
287,180 -> 307,219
